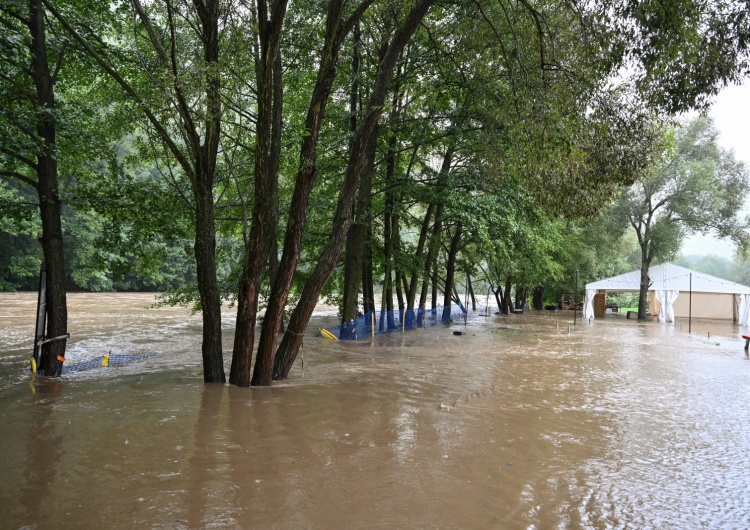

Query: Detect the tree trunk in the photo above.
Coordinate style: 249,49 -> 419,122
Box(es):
395,270 -> 405,312
273,0 -> 437,380
29,0 -> 67,377
441,223 -> 462,322
431,254 -> 440,310
492,283 -> 503,313
268,47 -> 285,336
418,147 -> 453,311
381,134 -> 398,330
194,186 -> 225,382
362,223 -> 375,314
407,203 -> 433,311
342,123 -> 375,326
532,285 -> 544,310
420,203 -> 443,311
515,287 -> 526,310
197,0 -> 225,383
252,0 -> 380,386
268,236 -> 284,334
451,284 -> 465,312
638,252 -> 651,319
467,273 -> 476,311
230,0 -> 288,387
381,271 -> 395,330
386,275 -> 396,328
341,27 -> 368,324
342,132 -> 377,322
44,0 -> 227,382
503,276 -> 513,315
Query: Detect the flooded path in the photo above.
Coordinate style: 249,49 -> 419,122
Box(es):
1,293 -> 749,529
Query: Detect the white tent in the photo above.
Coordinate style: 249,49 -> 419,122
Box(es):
583,263 -> 750,324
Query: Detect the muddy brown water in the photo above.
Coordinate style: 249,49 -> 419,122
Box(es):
1,293 -> 750,529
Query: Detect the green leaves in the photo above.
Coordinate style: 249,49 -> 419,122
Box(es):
607,115 -> 750,269
609,0 -> 750,112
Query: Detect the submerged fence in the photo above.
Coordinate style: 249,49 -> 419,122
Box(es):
319,303 -> 493,340
61,353 -> 155,374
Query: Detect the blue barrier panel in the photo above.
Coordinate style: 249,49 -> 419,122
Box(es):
62,353 -> 155,373
319,304 -> 491,341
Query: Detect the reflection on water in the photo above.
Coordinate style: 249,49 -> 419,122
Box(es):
1,293 -> 750,528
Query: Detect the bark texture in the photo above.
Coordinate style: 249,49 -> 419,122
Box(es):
254,0 -> 374,385
231,0 -> 288,387
273,0 -> 438,380
29,0 -> 67,377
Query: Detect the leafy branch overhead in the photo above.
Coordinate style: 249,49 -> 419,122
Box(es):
2,0 -> 748,384
605,116 -> 750,317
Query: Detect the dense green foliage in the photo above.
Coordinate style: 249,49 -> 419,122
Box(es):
2,0 -> 748,384
677,254 -> 750,287
601,116 -> 750,317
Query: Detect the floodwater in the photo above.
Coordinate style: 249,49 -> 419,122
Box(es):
1,293 -> 750,529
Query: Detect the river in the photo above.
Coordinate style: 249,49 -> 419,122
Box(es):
1,293 -> 749,529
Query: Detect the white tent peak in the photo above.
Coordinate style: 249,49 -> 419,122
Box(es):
585,262 -> 750,295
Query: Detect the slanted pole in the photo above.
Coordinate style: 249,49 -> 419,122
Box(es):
31,264 -> 47,373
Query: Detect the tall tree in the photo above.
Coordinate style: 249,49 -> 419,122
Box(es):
45,0 -> 227,382
240,0 -> 375,386
272,0 -> 438,381
229,0 -> 288,387
608,116 -> 750,319
1,0 -> 71,375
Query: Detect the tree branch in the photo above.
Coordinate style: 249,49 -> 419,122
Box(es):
517,0 -> 547,81
0,4 -> 29,25
340,0 -> 377,42
0,169 -> 37,187
0,147 -> 37,170
0,107 -> 39,140
131,0 -> 170,66
50,42 -> 67,84
41,0 -> 196,183
164,0 -> 200,153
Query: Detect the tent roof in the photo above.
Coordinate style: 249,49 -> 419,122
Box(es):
585,263 -> 750,295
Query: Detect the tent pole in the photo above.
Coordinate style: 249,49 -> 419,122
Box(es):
464,274 -> 469,324
573,271 -> 578,326
688,272 -> 693,335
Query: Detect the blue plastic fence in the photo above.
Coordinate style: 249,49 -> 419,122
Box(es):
319,303 -> 493,340
61,353 -> 155,373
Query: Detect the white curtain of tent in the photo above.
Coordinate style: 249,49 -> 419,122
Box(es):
739,294 -> 750,326
655,289 -> 679,323
583,289 -> 596,320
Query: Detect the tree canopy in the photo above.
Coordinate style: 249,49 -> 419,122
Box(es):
606,116 -> 750,317
2,0 -> 749,384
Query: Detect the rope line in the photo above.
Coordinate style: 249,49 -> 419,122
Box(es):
36,333 -> 70,346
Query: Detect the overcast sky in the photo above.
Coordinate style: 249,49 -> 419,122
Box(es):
679,83 -> 750,260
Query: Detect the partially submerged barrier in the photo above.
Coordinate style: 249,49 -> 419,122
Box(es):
61,352 -> 155,373
319,304 -> 493,340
